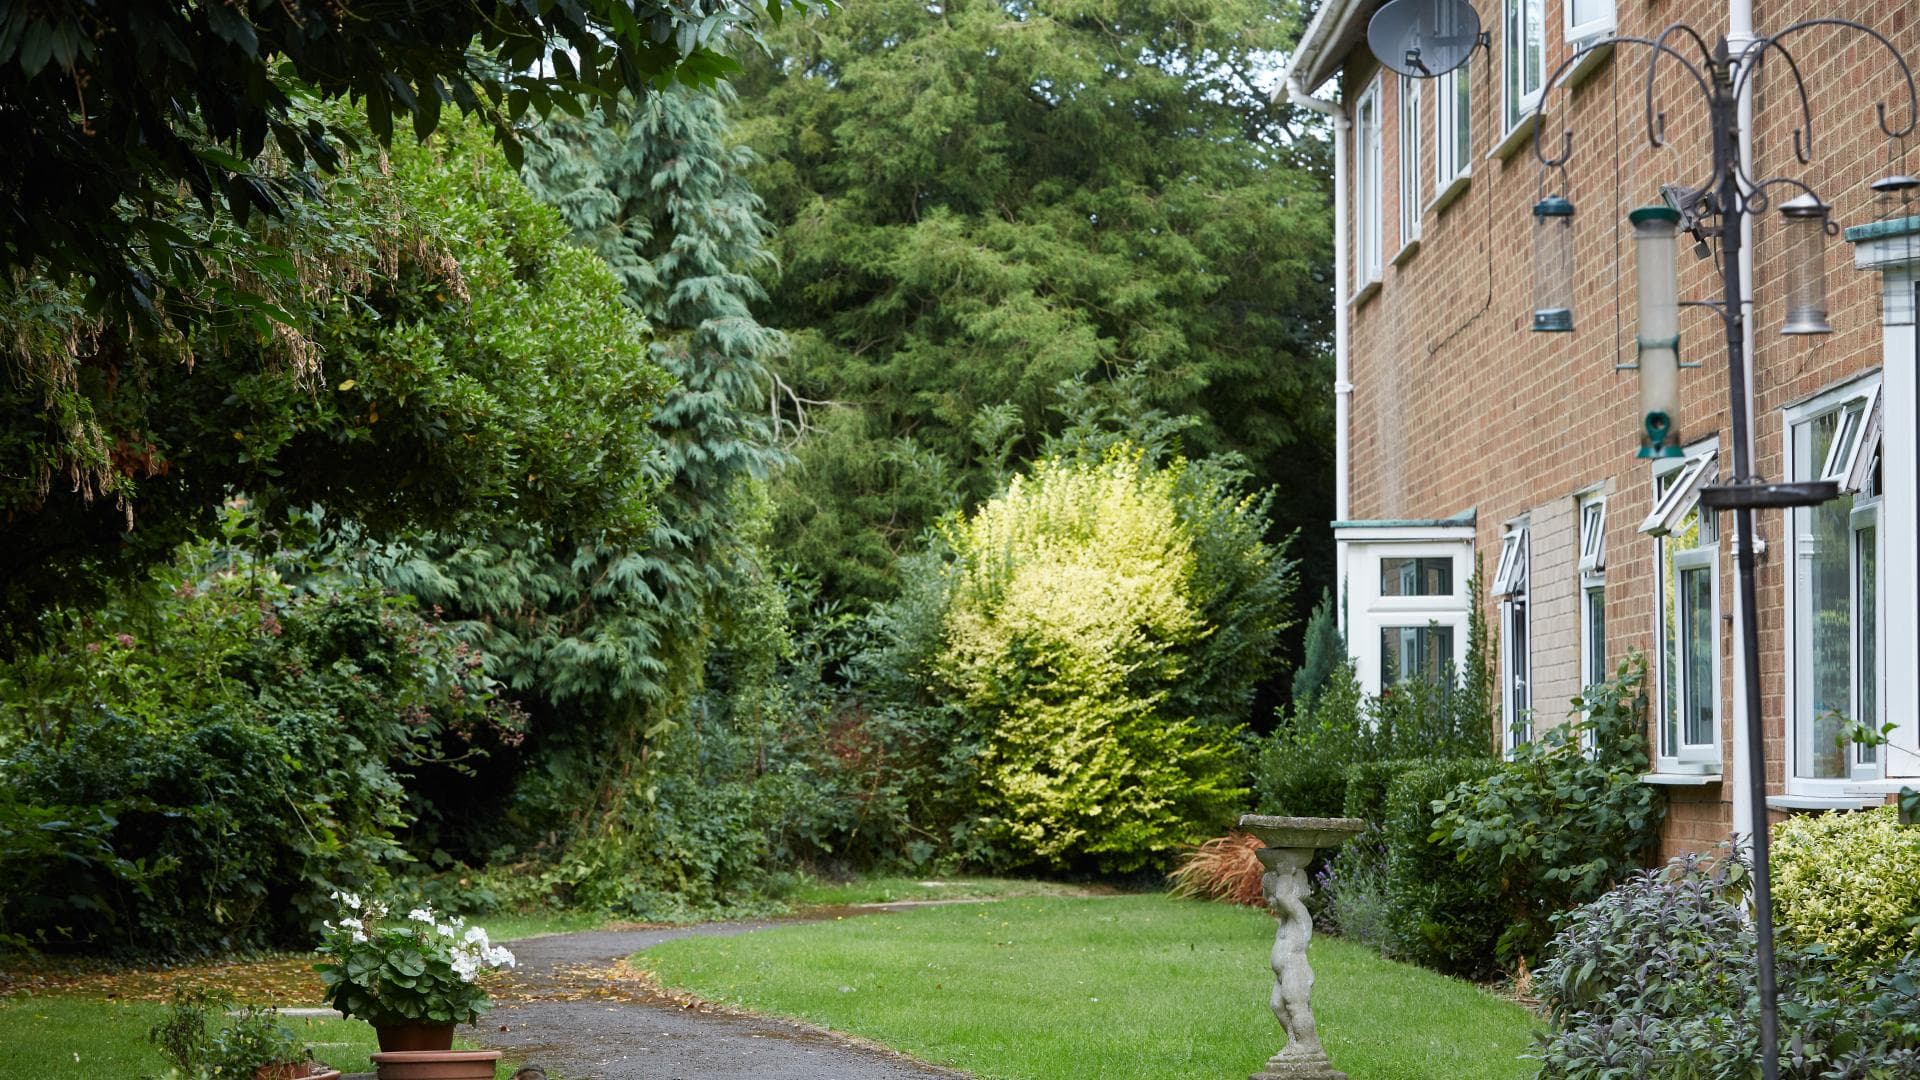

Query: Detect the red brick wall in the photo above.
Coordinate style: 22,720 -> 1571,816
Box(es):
1334,0 -> 1915,860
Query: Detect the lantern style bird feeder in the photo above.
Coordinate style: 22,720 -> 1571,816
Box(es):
1778,193 -> 1833,335
1532,195 -> 1576,332
1630,204 -> 1684,458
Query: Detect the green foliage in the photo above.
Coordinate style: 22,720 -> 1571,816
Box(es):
314,898 -> 513,1027
734,0 -> 1336,603
1380,758 -> 1505,977
151,995 -> 315,1080
0,0 -> 815,319
870,442 -> 1291,873
369,87 -> 790,913
0,503 -> 509,955
0,113 -> 670,650
1534,848 -> 1920,1079
1773,806 -> 1920,971
1291,589 -> 1346,710
1254,660 -> 1494,819
1431,653 -> 1665,965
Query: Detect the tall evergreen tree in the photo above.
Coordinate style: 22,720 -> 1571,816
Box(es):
383,88 -> 787,865
730,0 -> 1336,609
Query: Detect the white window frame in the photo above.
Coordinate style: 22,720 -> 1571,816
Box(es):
1494,523 -> 1531,754
1398,75 -> 1423,250
1355,77 -> 1384,287
1503,0 -> 1547,133
1337,525 -> 1474,696
1578,493 -> 1608,699
1784,375 -> 1887,796
1649,444 -> 1721,773
1565,0 -> 1616,51
1434,60 -> 1471,199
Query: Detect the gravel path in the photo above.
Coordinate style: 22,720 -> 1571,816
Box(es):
473,917 -> 970,1080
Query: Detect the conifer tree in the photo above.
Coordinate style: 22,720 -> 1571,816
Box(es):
385,88 -> 787,871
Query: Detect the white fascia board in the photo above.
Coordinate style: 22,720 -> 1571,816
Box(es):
1284,0 -> 1379,97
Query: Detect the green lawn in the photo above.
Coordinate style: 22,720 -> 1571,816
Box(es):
0,997 -> 381,1079
637,894 -> 1542,1080
783,875 -> 1111,906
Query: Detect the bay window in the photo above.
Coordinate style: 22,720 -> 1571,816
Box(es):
1337,520 -> 1475,695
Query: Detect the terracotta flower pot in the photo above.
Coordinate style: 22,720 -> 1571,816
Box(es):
370,1049 -> 502,1080
374,1022 -> 458,1052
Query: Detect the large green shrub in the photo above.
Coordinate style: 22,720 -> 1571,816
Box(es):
1380,758 -> 1505,976
902,444 -> 1290,872
1773,806 -> 1920,970
0,505 -> 508,955
1432,654 -> 1664,965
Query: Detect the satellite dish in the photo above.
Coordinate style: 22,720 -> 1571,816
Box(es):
1367,0 -> 1482,79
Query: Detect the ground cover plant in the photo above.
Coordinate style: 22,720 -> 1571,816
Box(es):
635,894 -> 1541,1080
1533,847 -> 1920,1078
0,997 -> 381,1079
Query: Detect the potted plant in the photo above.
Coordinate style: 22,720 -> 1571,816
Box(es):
315,894 -> 512,1078
149,994 -> 342,1080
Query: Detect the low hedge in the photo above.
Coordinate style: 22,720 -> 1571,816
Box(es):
1380,758 -> 1504,977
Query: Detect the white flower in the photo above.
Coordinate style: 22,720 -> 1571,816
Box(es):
486,945 -> 516,969
351,929 -> 368,944
408,907 -> 435,924
463,926 -> 489,947
342,894 -> 362,910
437,923 -> 457,937
451,953 -> 480,982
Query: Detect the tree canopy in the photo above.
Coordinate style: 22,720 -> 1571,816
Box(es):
0,0 -> 822,319
728,0 -> 1335,602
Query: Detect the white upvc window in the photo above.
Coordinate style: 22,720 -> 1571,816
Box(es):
1578,493 -> 1607,690
1504,0 -> 1547,133
1565,0 -> 1615,51
1398,75 -> 1422,249
1786,376 -> 1886,793
1493,523 -> 1531,754
1355,77 -> 1384,286
1434,59 -> 1471,194
1644,443 -> 1721,773
1338,524 -> 1475,695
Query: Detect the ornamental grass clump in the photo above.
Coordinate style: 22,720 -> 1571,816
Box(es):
314,895 -> 515,1028
1168,833 -> 1266,907
1773,805 -> 1920,971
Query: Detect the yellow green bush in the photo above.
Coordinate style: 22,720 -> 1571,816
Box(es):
1772,806 -> 1920,968
931,446 -> 1269,872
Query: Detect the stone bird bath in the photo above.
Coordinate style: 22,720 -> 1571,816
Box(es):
1237,814 -> 1367,1080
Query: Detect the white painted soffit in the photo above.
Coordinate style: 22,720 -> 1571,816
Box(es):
1284,0 -> 1384,97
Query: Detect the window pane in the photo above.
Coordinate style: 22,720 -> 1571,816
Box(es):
1524,0 -> 1545,96
1381,626 -> 1454,685
1657,511 -> 1702,756
1570,0 -> 1610,29
1585,585 -> 1606,686
1453,59 -> 1471,167
1796,410 -> 1855,780
1680,565 -> 1713,746
1857,523 -> 1878,765
1380,556 -> 1454,596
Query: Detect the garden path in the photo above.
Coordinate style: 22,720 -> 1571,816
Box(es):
469,916 -> 971,1080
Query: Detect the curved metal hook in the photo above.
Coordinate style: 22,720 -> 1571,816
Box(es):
1738,175 -> 1842,234
1645,23 -> 1720,153
1737,18 -> 1920,141
1530,35 -> 1715,171
1759,39 -> 1818,164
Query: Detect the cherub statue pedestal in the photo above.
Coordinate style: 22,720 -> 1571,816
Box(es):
1237,814 -> 1367,1080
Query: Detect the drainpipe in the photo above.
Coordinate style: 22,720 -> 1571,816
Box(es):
1727,0 -> 1759,849
1286,77 -> 1353,627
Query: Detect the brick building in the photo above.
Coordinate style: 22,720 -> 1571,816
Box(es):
1282,0 -> 1920,855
